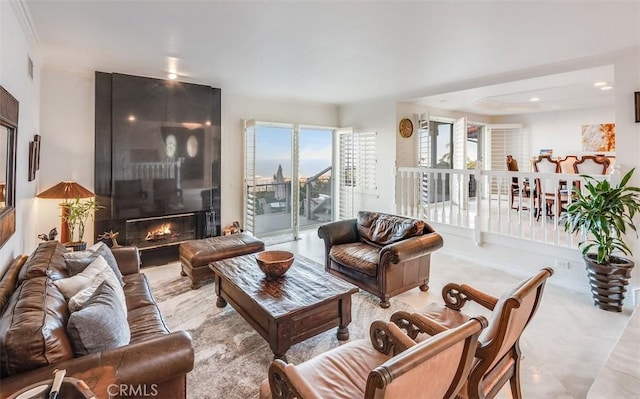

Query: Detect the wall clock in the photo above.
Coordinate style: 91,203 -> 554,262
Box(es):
399,118 -> 413,138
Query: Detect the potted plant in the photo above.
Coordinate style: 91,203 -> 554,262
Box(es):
61,198 -> 104,251
562,168 -> 640,311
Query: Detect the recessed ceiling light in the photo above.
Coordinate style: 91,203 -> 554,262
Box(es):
168,73 -> 177,80
594,81 -> 607,87
530,97 -> 540,102
601,86 -> 613,90
128,115 -> 136,121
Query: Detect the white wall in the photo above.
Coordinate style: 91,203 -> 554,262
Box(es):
0,1 -> 41,274
221,93 -> 338,229
36,68 -> 94,250
493,105 -> 615,161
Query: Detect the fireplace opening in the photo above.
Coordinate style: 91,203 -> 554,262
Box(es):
126,213 -> 196,250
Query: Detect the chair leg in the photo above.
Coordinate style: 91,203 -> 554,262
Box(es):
379,298 -> 390,308
510,353 -> 523,399
419,283 -> 429,292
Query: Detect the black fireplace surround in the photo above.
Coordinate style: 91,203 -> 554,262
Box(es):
94,72 -> 221,262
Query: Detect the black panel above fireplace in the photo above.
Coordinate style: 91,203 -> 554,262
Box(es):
95,72 -> 221,263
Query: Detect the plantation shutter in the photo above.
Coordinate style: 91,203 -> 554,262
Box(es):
488,124 -> 526,194
243,120 -> 256,234
452,116 -> 468,208
337,129 -> 377,219
417,113 -> 431,210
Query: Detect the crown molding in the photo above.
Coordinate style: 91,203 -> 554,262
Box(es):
9,0 -> 40,50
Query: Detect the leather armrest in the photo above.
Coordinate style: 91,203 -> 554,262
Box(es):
268,359 -> 322,399
0,331 -> 194,396
380,232 -> 443,264
409,312 -> 449,335
111,246 -> 141,275
317,219 -> 359,265
442,283 -> 498,311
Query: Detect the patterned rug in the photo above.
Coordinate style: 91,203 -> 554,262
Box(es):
145,261 -> 413,399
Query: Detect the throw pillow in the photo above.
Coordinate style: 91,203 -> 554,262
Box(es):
67,281 -> 130,356
67,267 -> 128,316
54,255 -> 110,298
64,242 -> 124,286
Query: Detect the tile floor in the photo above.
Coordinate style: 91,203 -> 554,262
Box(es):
268,230 -> 632,399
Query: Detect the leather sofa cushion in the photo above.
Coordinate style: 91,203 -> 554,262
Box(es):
0,277 -> 73,376
357,211 -> 425,247
127,304 -> 170,344
123,273 -> 156,311
329,243 -> 378,277
18,241 -> 69,282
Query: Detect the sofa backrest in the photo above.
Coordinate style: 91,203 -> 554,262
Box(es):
356,211 -> 426,247
0,241 -> 74,377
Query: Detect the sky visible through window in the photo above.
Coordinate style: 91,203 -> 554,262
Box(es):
255,126 -> 332,178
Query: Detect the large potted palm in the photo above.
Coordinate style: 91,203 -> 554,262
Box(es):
562,168 -> 640,311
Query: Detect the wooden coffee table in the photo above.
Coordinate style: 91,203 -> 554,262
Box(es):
210,253 -> 359,360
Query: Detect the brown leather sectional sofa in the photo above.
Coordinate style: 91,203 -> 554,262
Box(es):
318,211 -> 443,308
0,241 -> 194,398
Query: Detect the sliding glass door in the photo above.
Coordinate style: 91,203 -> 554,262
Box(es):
244,121 -> 333,243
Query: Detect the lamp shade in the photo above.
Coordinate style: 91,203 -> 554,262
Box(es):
37,181 -> 95,199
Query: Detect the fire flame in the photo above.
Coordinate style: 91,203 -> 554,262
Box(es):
145,223 -> 173,241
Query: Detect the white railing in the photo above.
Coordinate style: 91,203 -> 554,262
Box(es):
396,167 -> 609,248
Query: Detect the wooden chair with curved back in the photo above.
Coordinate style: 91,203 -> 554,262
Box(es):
391,268 -> 554,399
573,155 -> 610,175
506,155 -> 532,211
532,155 -> 565,219
260,316 -> 488,399
558,155 -> 579,175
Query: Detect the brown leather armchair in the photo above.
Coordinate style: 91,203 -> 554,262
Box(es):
260,316 -> 488,399
391,268 -> 553,399
318,211 -> 444,308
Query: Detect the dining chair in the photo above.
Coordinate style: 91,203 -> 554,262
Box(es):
532,156 -> 564,219
558,155 -> 579,174
573,155 -> 610,175
391,268 -> 554,399
506,155 -> 532,211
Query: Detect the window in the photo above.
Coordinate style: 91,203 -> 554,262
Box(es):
338,130 -> 377,218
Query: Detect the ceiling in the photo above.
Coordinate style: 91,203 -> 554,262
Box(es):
414,65 -> 616,115
24,1 -> 640,105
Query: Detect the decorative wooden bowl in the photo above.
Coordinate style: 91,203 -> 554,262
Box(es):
256,250 -> 294,278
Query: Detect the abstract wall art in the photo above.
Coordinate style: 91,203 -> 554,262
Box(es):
582,123 -> 615,152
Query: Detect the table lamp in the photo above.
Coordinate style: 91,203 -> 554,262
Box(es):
37,181 -> 95,244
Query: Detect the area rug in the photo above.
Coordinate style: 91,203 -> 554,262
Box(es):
145,261 -> 413,399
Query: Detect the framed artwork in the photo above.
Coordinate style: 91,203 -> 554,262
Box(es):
539,149 -> 553,156
635,92 -> 640,123
27,134 -> 41,181
582,123 -> 615,152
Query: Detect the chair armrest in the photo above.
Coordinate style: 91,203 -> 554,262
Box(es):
442,283 -> 498,311
111,246 -> 141,275
380,232 -> 443,264
317,219 -> 358,247
370,320 -> 416,356
390,310 -> 448,339
268,359 -> 323,399
0,331 -> 194,396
